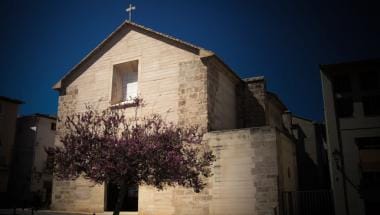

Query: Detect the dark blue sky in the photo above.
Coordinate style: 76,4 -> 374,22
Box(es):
1,0 -> 379,121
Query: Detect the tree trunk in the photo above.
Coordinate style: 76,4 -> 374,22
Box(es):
113,181 -> 128,215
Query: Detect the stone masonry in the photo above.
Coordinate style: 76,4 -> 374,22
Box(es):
137,127 -> 295,215
178,60 -> 208,130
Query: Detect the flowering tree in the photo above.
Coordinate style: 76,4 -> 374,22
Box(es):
46,98 -> 215,215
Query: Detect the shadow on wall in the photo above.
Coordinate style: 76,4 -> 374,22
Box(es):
293,123 -> 330,190
238,84 -> 266,128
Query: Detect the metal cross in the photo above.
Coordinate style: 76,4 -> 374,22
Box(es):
126,4 -> 136,21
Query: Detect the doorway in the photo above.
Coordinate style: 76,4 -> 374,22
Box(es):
105,183 -> 138,211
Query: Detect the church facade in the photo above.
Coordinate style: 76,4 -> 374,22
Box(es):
52,21 -> 297,215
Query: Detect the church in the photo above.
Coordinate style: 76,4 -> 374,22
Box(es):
52,20 -> 298,215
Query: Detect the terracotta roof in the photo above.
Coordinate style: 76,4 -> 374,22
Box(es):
53,21 -> 223,90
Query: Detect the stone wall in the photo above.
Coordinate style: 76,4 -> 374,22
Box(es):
208,127 -> 279,215
266,93 -> 286,132
178,60 -> 208,130
52,177 -> 104,212
56,86 -> 78,140
238,77 -> 267,128
276,132 -> 298,192
204,57 -> 239,131
138,127 -> 281,215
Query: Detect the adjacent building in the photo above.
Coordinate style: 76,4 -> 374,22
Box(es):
7,114 -> 56,208
321,59 -> 380,215
291,115 -> 329,190
0,96 -> 23,207
51,21 -> 298,215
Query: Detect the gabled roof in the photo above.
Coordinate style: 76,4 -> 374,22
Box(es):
53,21 -> 238,90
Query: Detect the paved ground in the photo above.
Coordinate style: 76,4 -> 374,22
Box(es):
0,210 -> 137,215
0,209 -> 92,215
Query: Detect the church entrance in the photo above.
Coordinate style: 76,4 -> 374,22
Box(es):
105,183 -> 138,211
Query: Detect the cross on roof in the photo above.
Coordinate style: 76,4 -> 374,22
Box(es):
126,4 -> 136,21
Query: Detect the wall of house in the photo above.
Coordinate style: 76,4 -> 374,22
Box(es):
7,116 -> 36,206
6,116 -> 57,206
0,100 -> 19,193
31,117 -> 56,177
292,116 -> 329,190
321,67 -> 380,215
338,129 -> 380,215
139,127 -> 280,215
30,117 -> 56,204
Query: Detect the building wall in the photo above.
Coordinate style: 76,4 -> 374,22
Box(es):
238,77 -> 267,128
0,100 -> 20,192
204,57 -> 239,130
292,116 -> 329,190
52,177 -> 104,212
178,60 -> 208,129
30,116 -> 56,205
8,116 -> 36,205
31,117 -> 56,176
266,95 -> 286,131
7,115 -> 56,207
276,131 -> 298,192
139,127 -> 281,215
321,65 -> 380,215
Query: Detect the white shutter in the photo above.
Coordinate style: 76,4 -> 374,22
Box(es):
123,71 -> 138,101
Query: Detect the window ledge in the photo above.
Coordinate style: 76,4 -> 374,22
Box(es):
110,100 -> 138,109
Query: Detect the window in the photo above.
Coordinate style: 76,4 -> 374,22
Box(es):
106,183 -> 138,211
111,60 -> 138,104
358,71 -> 380,117
332,74 -> 354,118
356,137 -> 380,194
333,75 -> 352,93
362,95 -> 380,116
336,97 -> 354,118
360,71 -> 380,91
51,122 -> 56,131
0,139 -> 5,166
122,70 -> 137,101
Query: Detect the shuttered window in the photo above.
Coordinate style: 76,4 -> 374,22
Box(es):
111,60 -> 139,104
123,71 -> 138,101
